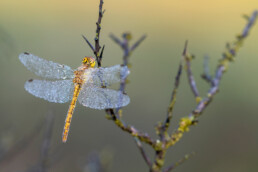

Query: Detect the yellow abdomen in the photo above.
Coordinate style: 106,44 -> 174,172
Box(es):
62,84 -> 81,143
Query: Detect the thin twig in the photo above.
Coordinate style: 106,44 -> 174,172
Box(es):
109,34 -> 123,46
208,10 -> 258,98
150,51 -> 184,171
94,0 -> 105,66
110,33 -> 146,65
201,55 -> 214,85
105,109 -> 155,146
134,137 -> 152,168
159,44 -> 184,139
183,41 -> 200,101
242,10 -> 258,37
107,34 -> 152,147
154,82 -> 196,172
109,33 -> 146,113
130,35 -> 147,52
99,45 -> 105,61
82,35 -> 95,52
115,34 -> 130,113
163,152 -> 195,172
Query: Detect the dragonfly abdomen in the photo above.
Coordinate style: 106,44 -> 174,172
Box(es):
62,84 -> 81,143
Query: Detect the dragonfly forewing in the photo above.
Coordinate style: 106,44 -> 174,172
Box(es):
25,79 -> 74,103
19,52 -> 74,79
86,65 -> 130,86
78,85 -> 130,110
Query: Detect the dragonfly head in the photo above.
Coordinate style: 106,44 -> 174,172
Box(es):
82,57 -> 96,68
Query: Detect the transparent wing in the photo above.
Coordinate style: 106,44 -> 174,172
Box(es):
78,85 -> 130,110
85,65 -> 130,86
19,52 -> 74,79
24,79 -> 74,103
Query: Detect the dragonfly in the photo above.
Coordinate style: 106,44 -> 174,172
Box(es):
19,52 -> 130,143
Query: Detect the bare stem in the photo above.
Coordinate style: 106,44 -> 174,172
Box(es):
163,152 -> 195,172
201,55 -> 214,85
82,35 -> 95,52
183,41 -> 201,102
158,43 -> 184,140
95,0 -> 105,66
105,109 -> 155,146
130,34 -> 147,52
134,137 -> 152,168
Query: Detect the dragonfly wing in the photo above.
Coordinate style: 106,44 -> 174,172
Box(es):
24,79 -> 74,103
86,65 -> 130,86
19,52 -> 74,79
78,85 -> 130,110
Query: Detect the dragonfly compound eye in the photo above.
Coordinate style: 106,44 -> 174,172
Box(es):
82,57 -> 88,64
82,57 -> 95,67
89,58 -> 96,67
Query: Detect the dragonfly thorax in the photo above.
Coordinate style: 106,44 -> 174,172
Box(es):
73,70 -> 85,84
73,58 -> 95,84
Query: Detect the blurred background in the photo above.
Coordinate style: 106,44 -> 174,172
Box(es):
0,0 -> 258,171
